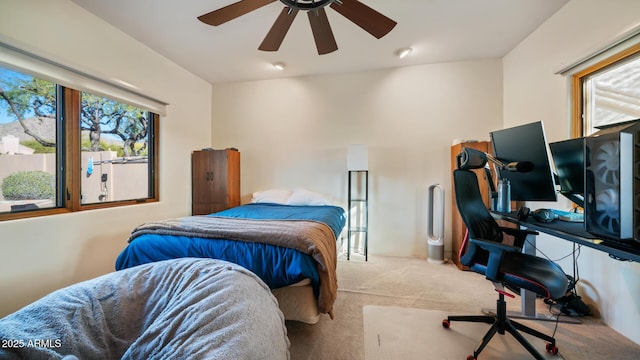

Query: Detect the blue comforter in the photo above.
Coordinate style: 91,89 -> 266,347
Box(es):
115,203 -> 345,295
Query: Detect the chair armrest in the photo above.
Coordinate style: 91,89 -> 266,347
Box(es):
500,227 -> 538,248
469,238 -> 520,282
469,238 -> 520,253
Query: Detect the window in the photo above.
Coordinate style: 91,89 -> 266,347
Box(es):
79,91 -> 154,205
0,66 -> 159,220
571,42 -> 640,137
0,69 -> 60,213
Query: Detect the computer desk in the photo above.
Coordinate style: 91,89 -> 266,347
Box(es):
492,211 -> 640,322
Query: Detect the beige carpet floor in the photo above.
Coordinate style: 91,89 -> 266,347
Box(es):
363,305 -> 561,360
286,255 -> 640,360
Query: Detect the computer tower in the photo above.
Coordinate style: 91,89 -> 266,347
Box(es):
584,119 -> 640,243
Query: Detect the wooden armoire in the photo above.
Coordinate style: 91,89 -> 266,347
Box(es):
450,141 -> 492,270
191,149 -> 240,215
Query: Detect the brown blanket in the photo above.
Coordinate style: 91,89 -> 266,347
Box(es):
129,216 -> 338,316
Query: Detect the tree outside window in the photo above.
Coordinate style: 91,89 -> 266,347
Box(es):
0,66 -> 157,218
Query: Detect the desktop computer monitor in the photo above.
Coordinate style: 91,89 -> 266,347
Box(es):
490,121 -> 557,202
549,137 -> 585,207
550,138 -> 584,194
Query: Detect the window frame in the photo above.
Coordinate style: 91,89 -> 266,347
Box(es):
0,86 -> 159,222
570,42 -> 640,137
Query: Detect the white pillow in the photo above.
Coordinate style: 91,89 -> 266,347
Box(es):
286,188 -> 334,206
251,189 -> 292,204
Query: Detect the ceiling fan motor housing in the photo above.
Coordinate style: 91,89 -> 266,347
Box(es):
279,0 -> 338,11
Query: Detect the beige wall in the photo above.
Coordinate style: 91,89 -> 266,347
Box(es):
503,0 -> 640,345
0,0 -> 212,315
212,61 -> 503,258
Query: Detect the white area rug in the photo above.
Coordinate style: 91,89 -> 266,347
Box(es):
363,306 -> 563,360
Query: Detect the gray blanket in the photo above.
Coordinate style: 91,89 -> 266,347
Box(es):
0,258 -> 289,360
129,215 -> 338,316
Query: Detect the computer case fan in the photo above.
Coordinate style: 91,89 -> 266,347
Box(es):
584,119 -> 640,243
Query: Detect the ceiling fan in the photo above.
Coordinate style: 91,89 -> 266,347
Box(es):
197,0 -> 397,55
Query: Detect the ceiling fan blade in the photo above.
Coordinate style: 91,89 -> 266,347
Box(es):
198,0 -> 276,26
308,8 -> 338,55
330,0 -> 397,39
259,7 -> 299,51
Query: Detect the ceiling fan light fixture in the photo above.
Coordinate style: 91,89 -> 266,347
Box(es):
272,62 -> 286,70
395,47 -> 413,59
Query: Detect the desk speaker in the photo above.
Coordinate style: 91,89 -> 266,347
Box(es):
584,119 -> 640,243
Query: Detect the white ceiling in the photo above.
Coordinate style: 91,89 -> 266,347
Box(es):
70,0 -> 569,84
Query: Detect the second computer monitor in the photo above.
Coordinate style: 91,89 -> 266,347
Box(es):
549,137 -> 584,195
490,121 -> 557,202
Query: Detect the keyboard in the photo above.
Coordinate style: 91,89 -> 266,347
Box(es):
551,209 -> 584,222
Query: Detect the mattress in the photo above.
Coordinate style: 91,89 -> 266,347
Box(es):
273,279 -> 321,324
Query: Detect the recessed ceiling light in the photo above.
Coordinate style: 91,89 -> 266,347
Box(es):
394,47 -> 413,59
272,62 -> 286,70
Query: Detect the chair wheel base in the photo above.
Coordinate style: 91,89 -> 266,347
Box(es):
442,319 -> 450,328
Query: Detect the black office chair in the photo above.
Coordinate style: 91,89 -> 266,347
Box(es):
442,168 -> 569,360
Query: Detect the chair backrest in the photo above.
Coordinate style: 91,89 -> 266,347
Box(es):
454,168 -> 569,300
453,169 -> 502,265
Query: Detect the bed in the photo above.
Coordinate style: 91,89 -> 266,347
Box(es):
0,258 -> 289,360
115,195 -> 346,324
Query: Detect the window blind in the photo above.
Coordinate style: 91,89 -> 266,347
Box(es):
0,41 -> 168,116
